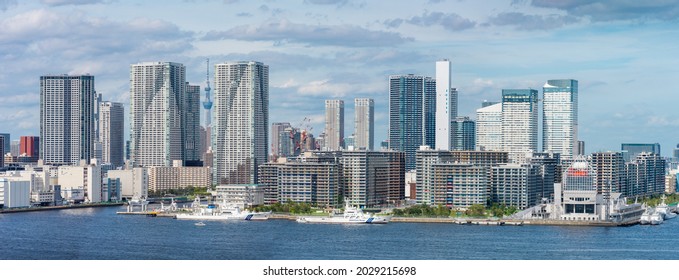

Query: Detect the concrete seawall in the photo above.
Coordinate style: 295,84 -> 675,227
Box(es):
0,203 -> 124,214
271,214 -> 636,227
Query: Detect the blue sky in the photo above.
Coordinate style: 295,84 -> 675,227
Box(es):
1,0 -> 678,156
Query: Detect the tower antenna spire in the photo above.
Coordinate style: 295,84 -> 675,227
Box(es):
202,58 -> 213,127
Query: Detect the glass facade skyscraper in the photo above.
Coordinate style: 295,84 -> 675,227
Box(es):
388,74 -> 435,170
451,116 -> 475,151
543,79 -> 578,160
502,89 -> 538,163
621,143 -> 661,162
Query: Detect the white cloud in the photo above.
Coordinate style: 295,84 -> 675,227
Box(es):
203,18 -> 412,47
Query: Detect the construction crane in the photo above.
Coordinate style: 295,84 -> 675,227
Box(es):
295,117 -> 314,152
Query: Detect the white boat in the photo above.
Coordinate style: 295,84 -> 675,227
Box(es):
175,196 -> 270,221
296,204 -> 390,224
640,208 -> 652,225
194,221 -> 206,226
650,211 -> 664,225
655,195 -> 676,220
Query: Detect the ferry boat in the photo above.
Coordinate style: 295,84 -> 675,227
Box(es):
175,197 -> 270,221
296,204 -> 390,224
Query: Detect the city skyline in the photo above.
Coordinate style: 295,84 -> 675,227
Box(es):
1,1 -> 679,156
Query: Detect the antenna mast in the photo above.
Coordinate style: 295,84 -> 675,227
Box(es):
202,58 -> 213,127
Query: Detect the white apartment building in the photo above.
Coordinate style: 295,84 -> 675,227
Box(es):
324,100 -> 344,151
129,62 -> 186,167
213,61 -> 269,184
501,89 -> 538,163
354,98 -> 374,150
476,102 -> 502,152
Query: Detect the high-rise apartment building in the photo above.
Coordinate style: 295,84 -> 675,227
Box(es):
20,136 -> 39,158
431,163 -> 487,209
0,133 -> 9,155
213,61 -> 269,184
271,122 -> 292,159
129,62 -> 186,167
324,100 -> 344,151
99,102 -> 124,167
476,102 -> 502,152
435,59 -> 457,150
40,75 -> 96,165
389,74 -> 436,170
501,89 -> 538,163
590,152 -> 625,194
0,136 -> 4,167
490,164 -> 542,210
416,146 -> 509,205
451,116 -> 475,151
184,83 -> 201,163
354,98 -> 374,150
341,150 -> 405,208
625,153 -> 665,197
543,79 -> 578,160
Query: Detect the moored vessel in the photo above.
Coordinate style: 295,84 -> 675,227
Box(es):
640,208 -> 652,225
296,203 -> 390,224
650,211 -> 664,225
654,195 -> 676,220
175,196 -> 270,221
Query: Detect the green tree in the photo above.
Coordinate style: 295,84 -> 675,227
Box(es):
465,204 -> 486,217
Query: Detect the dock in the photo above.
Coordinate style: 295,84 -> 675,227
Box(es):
116,211 -> 176,218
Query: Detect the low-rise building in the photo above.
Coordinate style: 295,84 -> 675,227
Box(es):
107,168 -> 148,199
0,178 -> 31,208
214,184 -> 264,209
58,161 -> 102,203
147,160 -> 211,193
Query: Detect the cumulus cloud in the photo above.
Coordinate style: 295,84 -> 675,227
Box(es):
530,0 -> 679,21
0,9 -> 194,57
384,11 -> 476,31
646,115 -> 679,127
41,0 -> 109,6
486,12 -> 579,30
303,0 -> 348,5
203,18 -> 412,47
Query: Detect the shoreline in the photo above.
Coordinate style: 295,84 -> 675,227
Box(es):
270,214 -> 639,227
5,207 -> 639,226
0,203 -> 124,214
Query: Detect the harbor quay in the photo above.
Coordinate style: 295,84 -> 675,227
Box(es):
0,202 -> 124,214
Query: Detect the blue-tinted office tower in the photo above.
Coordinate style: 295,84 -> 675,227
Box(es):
621,143 -> 661,162
451,116 -> 475,151
388,74 -> 436,170
543,79 -> 578,160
